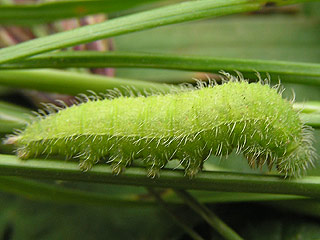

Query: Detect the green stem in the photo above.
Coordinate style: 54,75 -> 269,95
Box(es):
1,155 -> 320,198
0,69 -> 174,95
0,101 -> 31,133
300,113 -> 320,128
174,189 -> 243,240
148,188 -> 205,240
3,51 -> 320,86
294,101 -> 320,114
0,176 -> 152,207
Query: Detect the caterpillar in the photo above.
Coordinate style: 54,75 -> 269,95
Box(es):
4,73 -> 316,178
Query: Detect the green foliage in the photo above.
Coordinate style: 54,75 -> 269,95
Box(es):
0,0 -> 320,239
0,0 -> 163,25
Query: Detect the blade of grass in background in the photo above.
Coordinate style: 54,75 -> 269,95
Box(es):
0,0 -> 163,25
111,16 -> 320,83
0,176 -> 309,205
0,176 -> 153,207
294,102 -> 320,128
300,113 -> 320,128
3,51 -> 320,86
3,175 -> 320,220
0,0 -> 291,64
294,101 -> 320,113
0,69 -> 175,95
0,101 -> 30,133
114,17 -> 320,63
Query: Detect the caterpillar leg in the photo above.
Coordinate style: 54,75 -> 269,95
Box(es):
180,152 -> 204,178
243,148 -> 275,172
16,140 -> 53,160
77,140 -> 107,171
175,136 -> 207,178
144,153 -> 169,178
17,146 -> 32,159
141,139 -> 173,178
110,151 -> 133,175
108,139 -> 137,175
177,146 -> 206,178
78,150 -> 101,171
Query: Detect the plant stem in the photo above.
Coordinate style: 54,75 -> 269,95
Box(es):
3,51 -> 320,86
1,155 -> 320,198
174,189 -> 243,240
300,113 -> 320,128
0,69 -> 175,95
148,188 -> 205,240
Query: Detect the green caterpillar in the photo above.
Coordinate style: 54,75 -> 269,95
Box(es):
5,74 -> 316,178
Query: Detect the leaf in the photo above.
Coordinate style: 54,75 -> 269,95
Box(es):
0,101 -> 29,133
0,0 -> 163,25
0,69 -> 174,95
0,0 -> 267,64
3,51 -> 320,86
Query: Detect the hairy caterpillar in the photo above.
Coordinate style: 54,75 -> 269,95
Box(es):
5,73 -> 316,178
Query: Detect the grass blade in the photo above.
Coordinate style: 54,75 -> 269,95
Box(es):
0,0 -> 265,64
0,69 -> 174,95
3,51 -> 320,86
0,101 -> 30,133
0,176 -> 153,206
0,0 -> 162,25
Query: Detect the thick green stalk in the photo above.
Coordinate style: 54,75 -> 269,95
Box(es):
1,155 -> 320,198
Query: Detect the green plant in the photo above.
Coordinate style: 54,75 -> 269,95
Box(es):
0,0 -> 320,239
